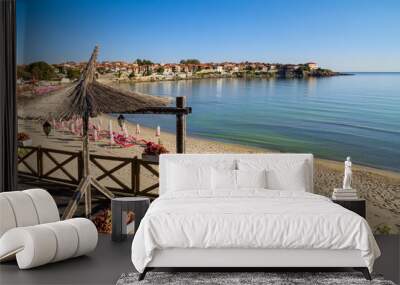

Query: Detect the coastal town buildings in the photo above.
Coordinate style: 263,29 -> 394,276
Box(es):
306,62 -> 318,70
17,60 -> 327,85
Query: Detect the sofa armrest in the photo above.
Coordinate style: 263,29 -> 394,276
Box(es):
0,218 -> 97,269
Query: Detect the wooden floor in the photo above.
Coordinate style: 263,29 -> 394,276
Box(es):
0,234 -> 134,285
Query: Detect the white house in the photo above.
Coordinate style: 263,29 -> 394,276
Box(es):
306,62 -> 318,70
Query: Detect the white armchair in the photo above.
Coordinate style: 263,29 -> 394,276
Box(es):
0,189 -> 98,269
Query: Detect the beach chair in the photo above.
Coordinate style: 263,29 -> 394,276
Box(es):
113,133 -> 135,148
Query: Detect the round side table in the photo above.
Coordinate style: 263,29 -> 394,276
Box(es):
111,197 -> 150,242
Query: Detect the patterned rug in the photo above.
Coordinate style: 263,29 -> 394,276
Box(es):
116,271 -> 395,285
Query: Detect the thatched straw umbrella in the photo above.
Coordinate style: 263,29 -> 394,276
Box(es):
19,46 -> 170,219
63,46 -> 170,219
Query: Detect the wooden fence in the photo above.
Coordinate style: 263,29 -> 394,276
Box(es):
17,146 -> 159,198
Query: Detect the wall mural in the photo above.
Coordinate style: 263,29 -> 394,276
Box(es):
16,0 -> 400,234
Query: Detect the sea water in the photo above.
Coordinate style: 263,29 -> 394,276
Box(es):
118,73 -> 400,171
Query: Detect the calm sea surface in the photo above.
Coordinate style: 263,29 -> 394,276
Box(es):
118,73 -> 400,171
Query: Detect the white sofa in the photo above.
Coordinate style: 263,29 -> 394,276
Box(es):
0,189 -> 98,269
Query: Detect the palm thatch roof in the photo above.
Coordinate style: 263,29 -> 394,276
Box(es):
58,80 -> 171,120
18,46 -> 170,120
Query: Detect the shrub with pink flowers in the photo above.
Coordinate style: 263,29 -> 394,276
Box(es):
17,132 -> 31,141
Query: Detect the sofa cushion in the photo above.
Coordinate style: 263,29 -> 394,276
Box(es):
0,192 -> 39,227
0,196 -> 17,237
0,218 -> 97,269
0,226 -> 57,269
64,218 -> 98,257
42,221 -> 79,262
0,189 -> 60,238
23,189 -> 60,224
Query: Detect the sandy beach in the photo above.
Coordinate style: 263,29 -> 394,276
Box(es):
17,111 -> 400,234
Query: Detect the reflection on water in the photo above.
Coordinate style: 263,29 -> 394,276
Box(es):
216,78 -> 222,98
306,77 -> 317,95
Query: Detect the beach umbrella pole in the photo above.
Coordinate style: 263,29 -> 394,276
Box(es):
62,113 -> 114,219
82,113 -> 91,216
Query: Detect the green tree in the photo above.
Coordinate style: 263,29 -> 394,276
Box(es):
17,65 -> 32,80
245,65 -> 254,72
97,67 -> 106,74
156,66 -> 165,74
25,61 -> 57,80
193,65 -> 203,72
66,68 -> 81,80
180,59 -> 200,65
135,59 -> 153,66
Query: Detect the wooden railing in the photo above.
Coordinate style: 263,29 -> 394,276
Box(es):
135,159 -> 159,198
18,146 -> 40,177
18,146 -> 82,184
17,146 -> 159,198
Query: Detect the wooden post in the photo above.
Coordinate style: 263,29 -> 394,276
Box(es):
77,151 -> 83,183
135,158 -> 141,195
37,145 -> 43,179
82,113 -> 91,217
82,114 -> 90,178
131,158 -> 136,195
176,96 -> 186,153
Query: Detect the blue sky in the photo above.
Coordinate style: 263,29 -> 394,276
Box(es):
17,0 -> 400,71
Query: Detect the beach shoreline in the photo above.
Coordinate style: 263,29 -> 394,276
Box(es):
143,121 -> 400,178
116,112 -> 400,178
136,117 -> 400,181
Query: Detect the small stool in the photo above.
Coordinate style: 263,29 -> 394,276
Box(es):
111,197 -> 150,242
